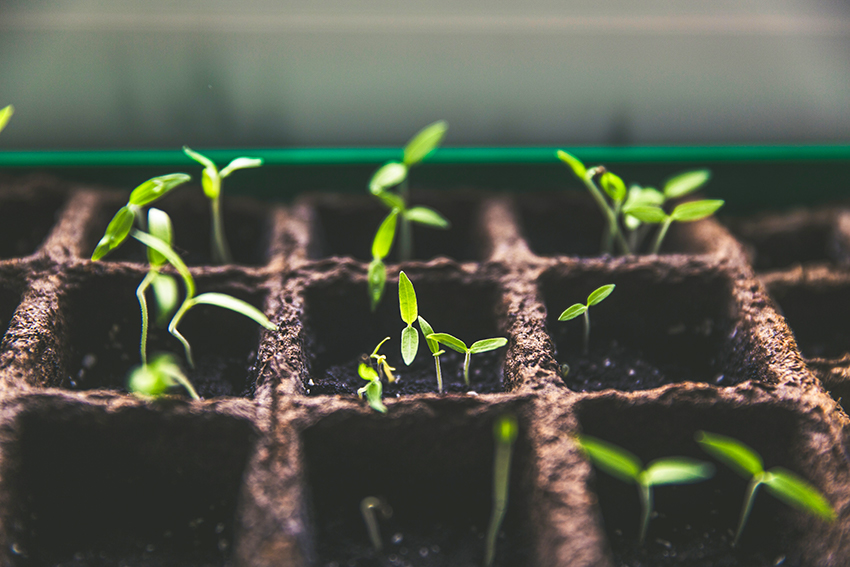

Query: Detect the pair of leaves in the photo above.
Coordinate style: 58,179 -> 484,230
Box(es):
183,146 -> 262,200
0,104 -> 13,134
399,272 -> 419,365
127,353 -> 200,400
426,333 -> 507,355
367,120 -> 448,194
624,199 -> 724,225
558,284 -> 615,322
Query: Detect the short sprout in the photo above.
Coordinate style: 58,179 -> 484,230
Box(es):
426,333 -> 508,388
128,353 -> 199,401
360,496 -> 392,552
484,414 -> 519,567
418,316 -> 446,393
558,284 -> 615,355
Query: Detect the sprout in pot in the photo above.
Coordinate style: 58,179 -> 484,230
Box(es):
558,284 -> 615,355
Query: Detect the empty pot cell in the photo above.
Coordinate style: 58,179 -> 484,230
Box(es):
540,265 -> 741,391
86,192 -> 270,266
302,272 -> 507,395
3,399 -> 256,566
767,280 -> 850,360
302,403 -> 534,566
0,193 -> 65,258
517,192 -> 714,258
61,271 -> 267,398
307,193 -> 481,262
576,396 -> 832,566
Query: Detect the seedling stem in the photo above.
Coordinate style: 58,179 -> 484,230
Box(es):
484,414 -> 518,567
427,333 -> 508,387
418,316 -> 444,393
558,284 -> 615,355
360,496 -> 392,551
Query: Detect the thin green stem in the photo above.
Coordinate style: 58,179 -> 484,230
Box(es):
136,271 -> 157,365
168,301 -> 195,368
361,497 -> 385,551
734,475 -> 763,547
582,172 -> 630,255
434,353 -> 443,393
652,217 -> 674,255
211,196 -> 232,264
583,310 -> 590,355
484,432 -> 515,567
638,481 -> 653,544
463,350 -> 471,386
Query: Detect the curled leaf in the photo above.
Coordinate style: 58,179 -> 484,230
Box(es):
556,150 -> 587,179
600,172 -> 626,202
220,157 -> 263,178
201,166 -> 221,199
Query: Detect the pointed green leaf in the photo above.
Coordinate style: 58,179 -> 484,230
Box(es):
368,258 -> 387,311
92,205 -> 136,260
404,207 -> 450,229
670,200 -> 724,222
622,205 -> 667,224
556,150 -> 587,179
372,210 -> 399,260
587,284 -> 615,306
427,332 -> 468,353
220,157 -> 263,178
664,170 -> 711,200
146,208 -> 173,268
201,166 -> 221,199
0,104 -> 13,134
365,379 -> 387,413
763,468 -> 835,521
398,271 -> 418,325
695,431 -> 764,478
131,230 -> 196,298
369,162 -> 407,195
404,120 -> 448,166
151,273 -> 179,326
183,146 -> 216,170
469,337 -> 508,354
576,434 -> 642,484
129,173 -> 192,207
558,303 -> 587,321
642,458 -> 715,486
418,316 -> 439,354
600,172 -> 626,202
358,362 -> 379,381
401,325 -> 419,366
188,292 -> 276,330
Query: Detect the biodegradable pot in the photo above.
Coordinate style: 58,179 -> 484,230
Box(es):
0,175 -> 848,567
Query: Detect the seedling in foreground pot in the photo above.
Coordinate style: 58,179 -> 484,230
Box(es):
558,284 -> 615,355
695,431 -> 835,546
484,414 -> 519,567
398,271 -> 420,365
0,104 -> 13,134
183,146 -> 263,264
127,352 -> 199,400
360,496 -> 392,551
357,362 -> 387,413
623,198 -> 724,255
417,316 -> 446,393
369,337 -> 396,384
427,333 -> 508,388
576,434 -> 714,543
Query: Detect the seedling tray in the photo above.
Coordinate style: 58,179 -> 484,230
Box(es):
0,148 -> 849,567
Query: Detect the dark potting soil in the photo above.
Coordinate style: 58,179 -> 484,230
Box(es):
0,194 -> 66,259
307,348 -> 505,397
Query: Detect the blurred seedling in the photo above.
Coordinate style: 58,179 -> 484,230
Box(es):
368,121 -> 450,309
127,352 -> 199,400
696,431 -> 835,547
484,414 -> 519,567
417,316 -> 446,393
0,104 -> 13,134
369,336 -> 396,384
623,198 -> 724,254
360,496 -> 393,551
357,362 -> 387,413
576,434 -> 715,543
398,271 -> 420,366
558,284 -> 615,355
427,333 -> 508,388
183,146 -> 263,264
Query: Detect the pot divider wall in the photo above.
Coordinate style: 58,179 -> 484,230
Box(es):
0,176 -> 847,566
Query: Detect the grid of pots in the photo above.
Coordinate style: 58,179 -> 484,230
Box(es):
0,174 -> 847,566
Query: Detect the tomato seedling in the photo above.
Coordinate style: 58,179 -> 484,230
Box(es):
127,352 -> 199,400
369,336 -> 396,384
484,414 -> 519,567
357,362 -> 387,414
426,333 -> 508,388
623,199 -> 724,254
696,431 -> 835,546
558,284 -> 615,355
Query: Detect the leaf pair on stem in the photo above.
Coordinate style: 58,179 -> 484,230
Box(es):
558,284 -> 615,355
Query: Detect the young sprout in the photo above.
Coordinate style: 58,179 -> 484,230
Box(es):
367,121 -> 450,308
623,199 -> 724,255
357,363 -> 387,413
0,104 -> 13,134
484,414 -> 519,567
576,434 -> 714,543
183,147 -> 263,264
369,337 -> 396,383
558,284 -> 615,355
398,271 -> 420,365
426,333 -> 508,388
695,431 -> 835,546
127,352 -> 199,400
360,496 -> 392,551
417,316 -> 446,393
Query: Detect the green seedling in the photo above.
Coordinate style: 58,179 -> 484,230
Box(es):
576,434 -> 715,543
696,431 -> 835,546
417,316 -> 446,393
398,271 -> 420,365
367,121 -> 450,309
360,496 -> 392,551
369,337 -> 396,384
0,104 -> 13,134
484,414 -> 519,567
127,352 -> 199,400
183,147 -> 263,264
558,284 -> 615,355
427,333 -> 508,388
358,362 -> 387,413
623,199 -> 724,254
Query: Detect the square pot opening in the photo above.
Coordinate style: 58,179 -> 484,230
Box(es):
766,280 -> 850,360
576,397 -> 823,565
60,270 -> 267,398
83,191 -> 271,266
0,193 -> 66,259
2,401 -> 257,566
301,403 -> 535,566
516,192 -> 714,258
539,265 -> 742,391
305,193 -> 483,262
300,271 -> 508,396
